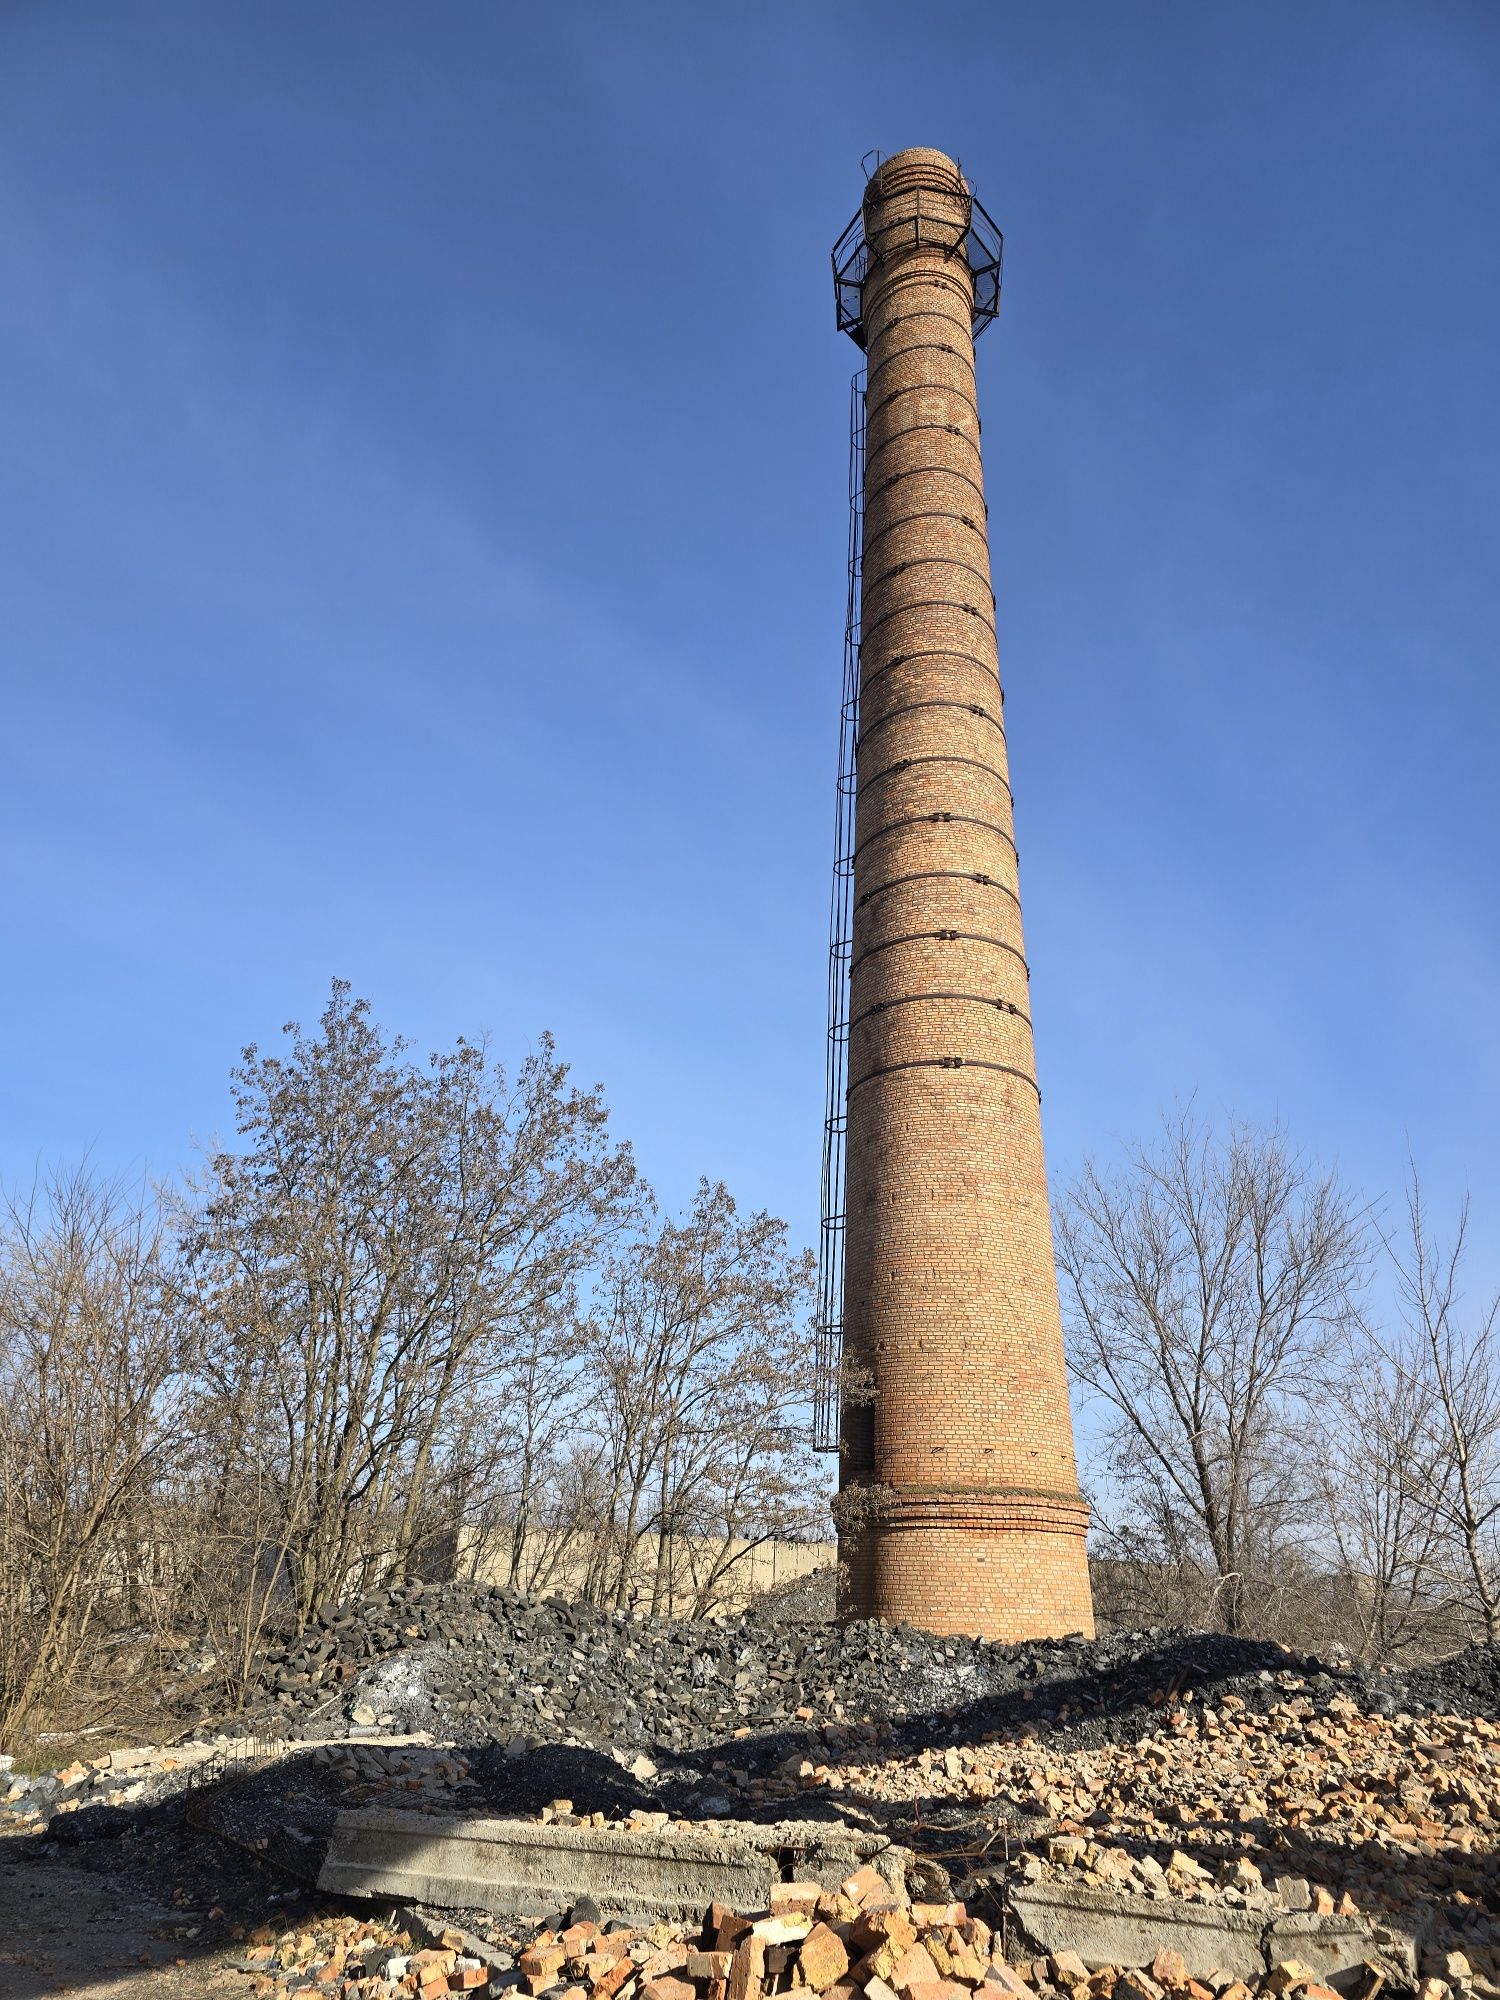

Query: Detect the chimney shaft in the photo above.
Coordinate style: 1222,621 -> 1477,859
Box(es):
834,148 -> 1094,1639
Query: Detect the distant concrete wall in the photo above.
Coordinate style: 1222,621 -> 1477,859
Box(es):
459,1528 -> 835,1616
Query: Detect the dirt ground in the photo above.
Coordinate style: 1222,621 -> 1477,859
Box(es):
0,1841 -> 286,2000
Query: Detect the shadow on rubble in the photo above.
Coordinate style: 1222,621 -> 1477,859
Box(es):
4,1750 -> 353,2000
0,1632 -> 1422,1998
621,1628 -> 1360,1811
860,1776 -> 1500,1947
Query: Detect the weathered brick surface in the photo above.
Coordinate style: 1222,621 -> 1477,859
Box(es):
836,148 -> 1094,1641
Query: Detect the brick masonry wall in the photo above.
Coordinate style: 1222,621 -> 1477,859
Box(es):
837,148 -> 1095,1642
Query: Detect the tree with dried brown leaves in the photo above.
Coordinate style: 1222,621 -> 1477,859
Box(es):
0,1167 -> 189,1739
188,980 -> 636,1628
576,1179 -> 820,1616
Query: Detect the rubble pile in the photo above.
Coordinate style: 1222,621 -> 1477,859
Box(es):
238,1581 -> 1500,1756
0,1735 -> 473,1837
229,1910 -> 421,1996
6,1603 -> 1500,1999
1,1739 -> 212,1833
802,1687 -> 1500,1984
221,1857 -> 1415,2000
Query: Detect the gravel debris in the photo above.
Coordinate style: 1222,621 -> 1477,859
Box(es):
8,1589 -> 1500,2000
229,1580 -> 1500,1758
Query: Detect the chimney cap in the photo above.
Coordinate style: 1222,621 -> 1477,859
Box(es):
832,154 -> 1003,351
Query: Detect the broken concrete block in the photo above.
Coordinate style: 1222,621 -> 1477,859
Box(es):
1008,1884 -> 1268,1982
1267,1918 -> 1416,1986
322,1811 -> 905,1927
1008,1880 -> 1419,1992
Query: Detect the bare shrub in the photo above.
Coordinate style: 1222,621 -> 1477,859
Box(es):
0,1167 -> 189,1740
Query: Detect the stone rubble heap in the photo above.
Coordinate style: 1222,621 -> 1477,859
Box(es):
7,1593 -> 1500,2000
222,1857 -> 1413,2000
1,1739 -> 213,1832
237,1580 -> 1500,1757
796,1686 -> 1500,1988
0,1735 -> 479,1837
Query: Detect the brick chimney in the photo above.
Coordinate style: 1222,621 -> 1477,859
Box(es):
831,147 -> 1094,1640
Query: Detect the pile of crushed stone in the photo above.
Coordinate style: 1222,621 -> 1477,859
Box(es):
228,1578 -> 1500,1759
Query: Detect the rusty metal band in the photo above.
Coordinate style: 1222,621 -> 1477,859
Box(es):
867,266 -> 973,313
864,422 -> 982,477
853,811 -> 1017,865
857,699 -> 1005,749
857,868 -> 1021,915
851,928 -> 1028,974
862,508 -> 986,560
847,1057 -> 1041,1099
859,646 -> 999,695
861,753 -> 1012,802
861,595 -> 995,646
850,991 -> 1032,1030
867,307 -> 973,348
871,461 -> 988,509
864,340 -> 974,391
866,553 -> 996,601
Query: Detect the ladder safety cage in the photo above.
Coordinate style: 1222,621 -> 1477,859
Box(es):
831,178 -> 1003,352
814,370 -> 866,1453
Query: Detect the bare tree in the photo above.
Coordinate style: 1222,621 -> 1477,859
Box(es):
1057,1109 -> 1368,1635
1318,1321 -> 1448,1663
189,981 -> 635,1628
492,1310 -> 593,1589
578,1179 -> 823,1615
0,1167 -> 189,1739
152,1448 -> 294,1719
1375,1173 -> 1500,1643
0,989 -> 842,1741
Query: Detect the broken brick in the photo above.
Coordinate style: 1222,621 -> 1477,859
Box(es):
800,1924 -> 852,1993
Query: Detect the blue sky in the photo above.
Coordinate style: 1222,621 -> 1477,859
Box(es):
3,1 -> 1498,1321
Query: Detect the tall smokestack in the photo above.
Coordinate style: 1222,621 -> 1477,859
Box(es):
822,147 -> 1094,1640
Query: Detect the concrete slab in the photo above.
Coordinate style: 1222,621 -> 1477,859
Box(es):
319,1811 -> 908,1924
1007,1883 -> 1418,1984
1008,1883 -> 1267,1980
749,1821 -> 911,1901
1267,1911 -> 1419,1983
